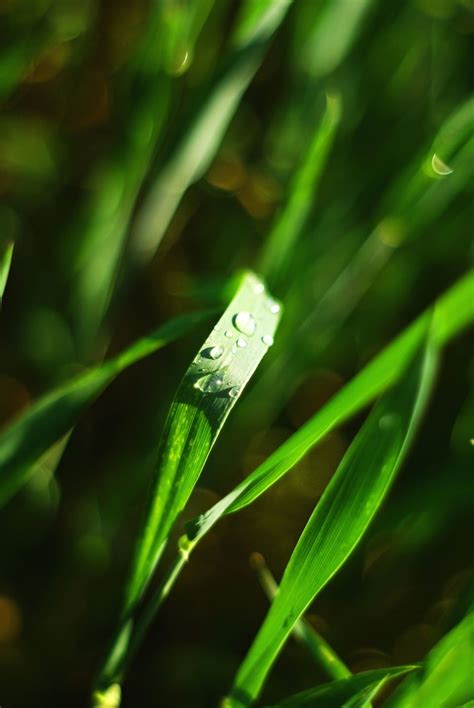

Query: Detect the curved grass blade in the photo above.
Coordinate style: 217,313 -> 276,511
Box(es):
387,611 -> 474,708
0,310 -> 212,506
265,667 -> 418,708
132,0 -> 293,261
93,272 -> 282,695
0,239 -> 13,303
260,92 -> 342,289
250,552 -> 350,680
227,336 -> 437,705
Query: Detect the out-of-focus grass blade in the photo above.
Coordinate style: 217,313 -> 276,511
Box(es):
250,552 -> 351,680
227,336 -> 437,705
260,93 -> 342,289
123,272 -> 281,613
94,272 -> 281,693
300,0 -> 375,77
185,270 -> 472,538
0,310 -> 211,506
132,0 -> 293,261
387,611 -> 474,708
265,667 -> 418,707
161,0 -> 216,75
0,239 -> 14,303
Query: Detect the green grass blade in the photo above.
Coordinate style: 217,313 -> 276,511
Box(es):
132,0 -> 293,261
227,336 -> 437,705
0,310 -> 211,506
123,272 -> 282,613
265,667 -> 418,707
387,612 -> 474,708
186,269 -> 473,538
94,273 -> 281,693
260,93 -> 342,289
0,239 -> 14,303
250,552 -> 351,680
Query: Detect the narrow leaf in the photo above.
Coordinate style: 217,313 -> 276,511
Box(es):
0,239 -> 13,303
228,336 -> 437,705
132,0 -> 293,261
260,92 -> 342,288
388,611 -> 474,708
266,666 -> 418,707
0,310 -> 211,506
123,272 -> 282,613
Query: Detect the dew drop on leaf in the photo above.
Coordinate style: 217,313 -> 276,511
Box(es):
233,311 -> 256,336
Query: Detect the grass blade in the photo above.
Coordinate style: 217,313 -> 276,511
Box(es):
387,611 -> 474,708
132,0 -> 293,261
266,667 -> 418,707
0,239 -> 13,303
250,552 -> 351,680
123,272 -> 282,612
227,334 -> 437,705
0,310 -> 212,506
260,92 -> 342,289
94,272 -> 282,693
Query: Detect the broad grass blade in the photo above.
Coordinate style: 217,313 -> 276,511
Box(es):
0,239 -> 13,303
266,666 -> 418,707
227,335 -> 437,705
123,272 -> 282,613
260,92 -> 342,289
132,0 -> 293,261
0,310 -> 211,506
387,611 -> 474,708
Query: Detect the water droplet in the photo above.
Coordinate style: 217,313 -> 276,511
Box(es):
261,334 -> 274,347
431,153 -> 454,176
213,323 -> 221,331
233,311 -> 256,336
224,330 -> 233,338
236,337 -> 247,348
194,372 -> 224,393
209,345 -> 223,360
228,387 -> 239,398
379,414 -> 398,431
266,299 -> 280,314
253,281 -> 265,294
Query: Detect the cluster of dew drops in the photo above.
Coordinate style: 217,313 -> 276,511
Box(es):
192,279 -> 280,397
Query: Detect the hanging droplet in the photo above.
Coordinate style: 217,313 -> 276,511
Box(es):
261,334 -> 274,347
194,372 -> 224,393
213,323 -> 221,331
224,330 -> 233,338
228,386 -> 239,398
236,337 -> 247,348
233,311 -> 256,336
431,153 -> 454,176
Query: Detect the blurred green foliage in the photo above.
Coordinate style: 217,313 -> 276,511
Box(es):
0,0 -> 473,706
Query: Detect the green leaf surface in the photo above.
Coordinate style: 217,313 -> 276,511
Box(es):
266,666 -> 418,707
260,92 -> 342,289
387,612 -> 474,708
186,270 -> 473,541
0,239 -> 13,302
0,310 -> 212,506
227,334 -> 437,705
132,0 -> 293,261
123,272 -> 282,613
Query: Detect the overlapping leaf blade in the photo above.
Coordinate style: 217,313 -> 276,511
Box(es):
227,334 -> 437,705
